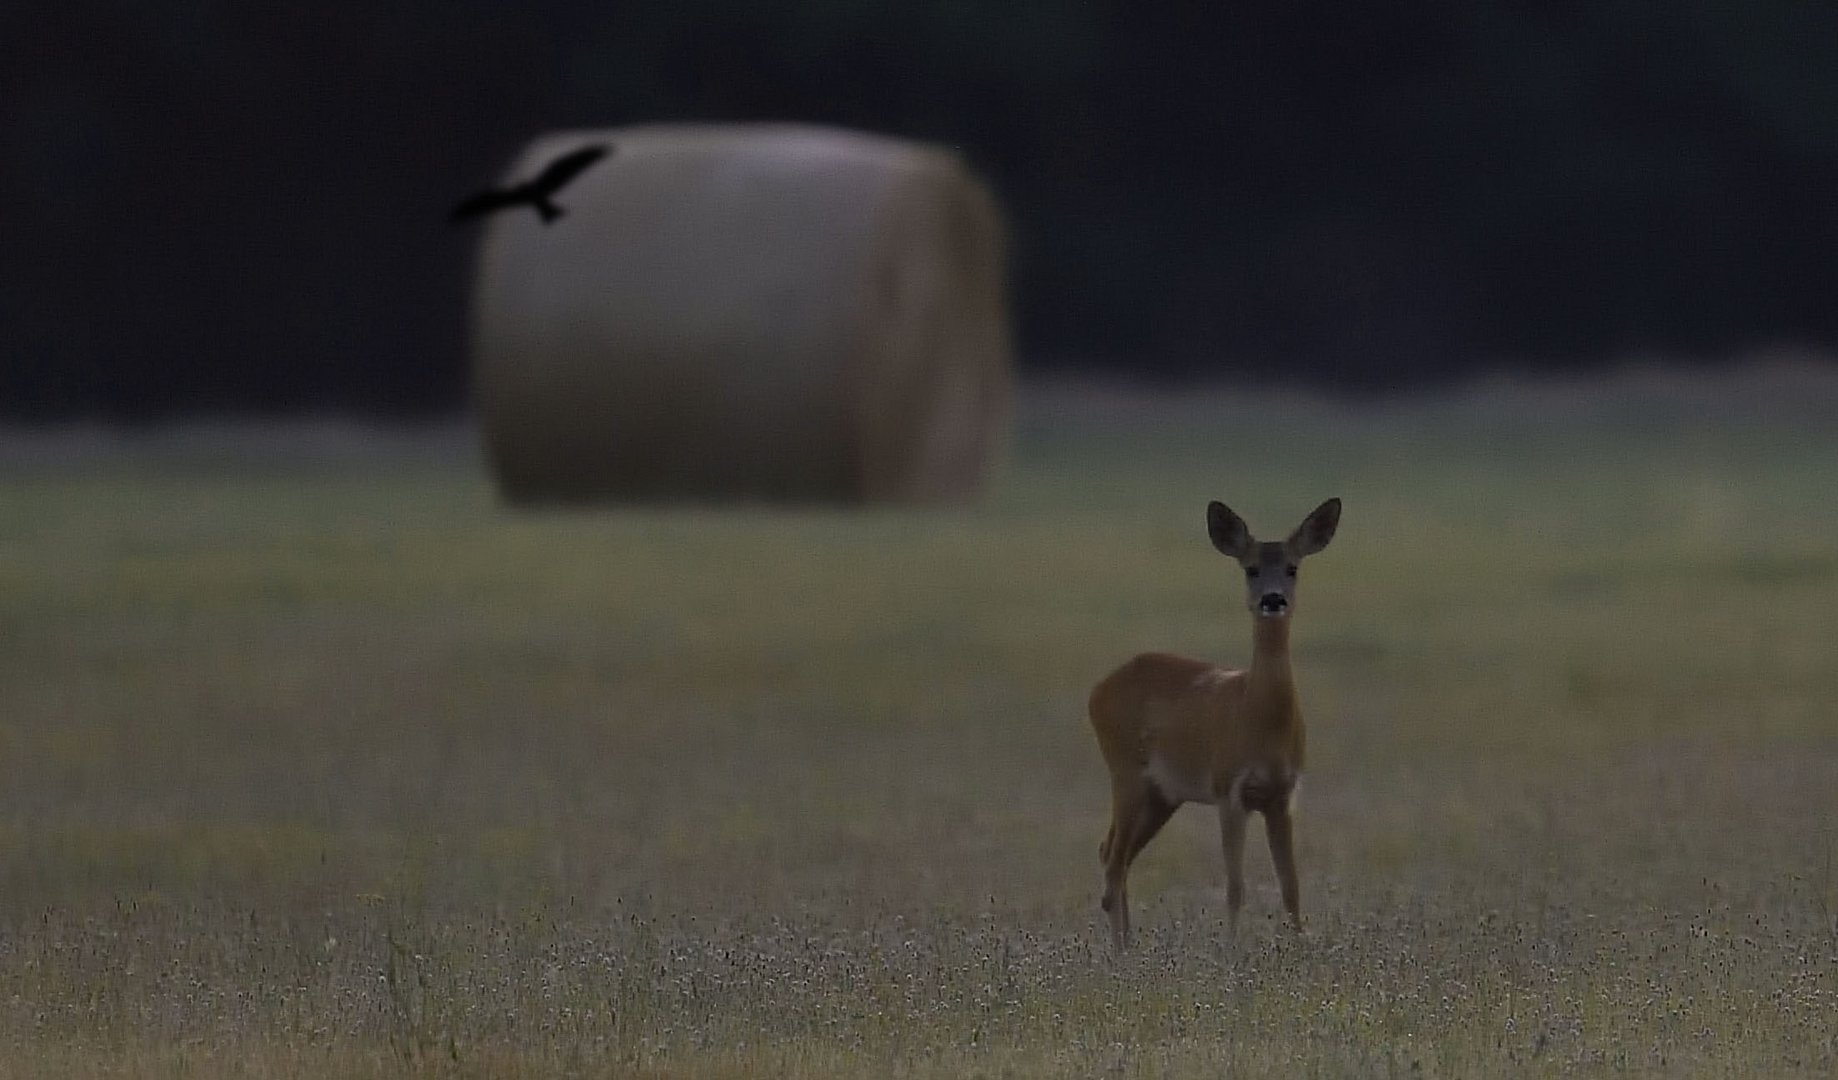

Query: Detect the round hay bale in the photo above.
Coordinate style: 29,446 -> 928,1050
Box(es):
468,123 -> 1013,505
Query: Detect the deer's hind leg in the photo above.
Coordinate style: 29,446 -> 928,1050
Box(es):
1125,788 -> 1176,864
1101,782 -> 1176,950
1099,783 -> 1138,948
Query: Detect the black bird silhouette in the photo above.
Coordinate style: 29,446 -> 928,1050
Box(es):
449,143 -> 612,225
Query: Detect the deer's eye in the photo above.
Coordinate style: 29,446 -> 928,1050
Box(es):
1244,566 -> 1259,579
1285,565 -> 1298,578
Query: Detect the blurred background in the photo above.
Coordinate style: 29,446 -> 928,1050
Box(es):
9,1 -> 1838,420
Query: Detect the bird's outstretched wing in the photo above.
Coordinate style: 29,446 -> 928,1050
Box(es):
530,144 -> 612,196
449,187 -> 525,222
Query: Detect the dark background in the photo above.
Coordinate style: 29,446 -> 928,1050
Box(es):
7,1 -> 1838,419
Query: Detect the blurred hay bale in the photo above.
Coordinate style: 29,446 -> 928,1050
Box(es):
469,123 -> 1013,505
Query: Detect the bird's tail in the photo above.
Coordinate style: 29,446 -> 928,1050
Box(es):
535,199 -> 564,224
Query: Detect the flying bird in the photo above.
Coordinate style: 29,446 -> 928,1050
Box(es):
449,143 -> 612,225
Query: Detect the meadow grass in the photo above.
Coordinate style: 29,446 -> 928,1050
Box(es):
0,366 -> 1835,1076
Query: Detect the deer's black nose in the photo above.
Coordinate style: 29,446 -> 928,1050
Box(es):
1258,593 -> 1288,614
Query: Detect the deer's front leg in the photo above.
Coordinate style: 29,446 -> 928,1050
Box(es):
1218,802 -> 1248,934
1264,806 -> 1302,932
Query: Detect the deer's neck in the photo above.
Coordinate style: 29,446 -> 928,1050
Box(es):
1245,616 -> 1298,723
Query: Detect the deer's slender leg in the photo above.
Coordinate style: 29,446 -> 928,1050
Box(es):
1101,788 -> 1141,949
1102,784 -> 1176,951
1125,788 -> 1176,866
1219,801 -> 1249,934
1265,806 -> 1302,932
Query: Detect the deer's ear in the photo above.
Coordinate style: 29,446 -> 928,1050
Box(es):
1288,498 -> 1341,557
1207,501 -> 1252,558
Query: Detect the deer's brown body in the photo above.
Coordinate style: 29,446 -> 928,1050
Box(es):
1090,498 -> 1339,948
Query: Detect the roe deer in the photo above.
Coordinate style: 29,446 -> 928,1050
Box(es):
1089,497 -> 1340,948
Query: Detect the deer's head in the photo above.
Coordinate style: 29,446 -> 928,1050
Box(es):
1206,498 -> 1341,619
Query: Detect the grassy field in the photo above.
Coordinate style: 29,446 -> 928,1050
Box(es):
1,367 -> 1836,1077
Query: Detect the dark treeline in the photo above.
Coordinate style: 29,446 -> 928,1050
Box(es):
7,2 -> 1838,417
